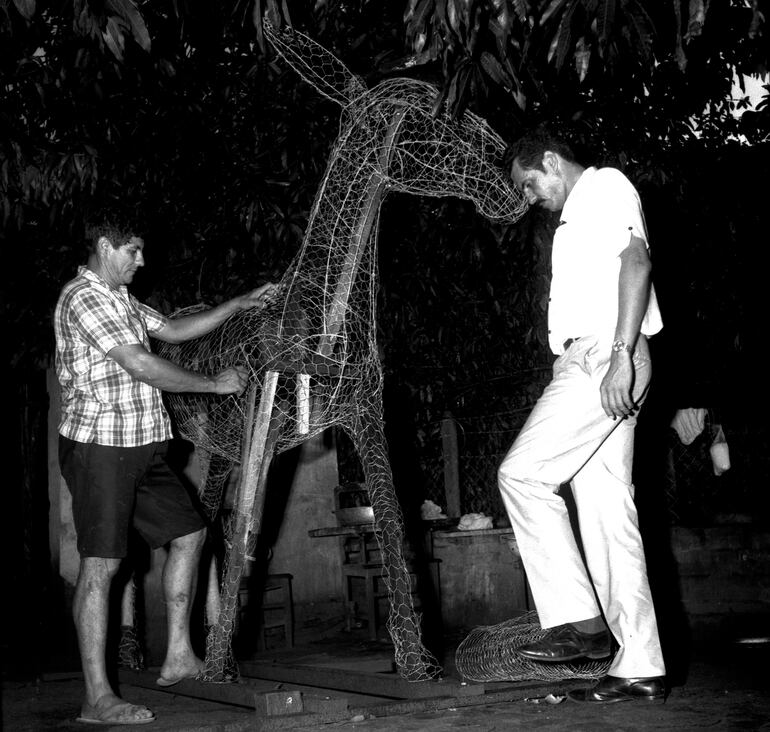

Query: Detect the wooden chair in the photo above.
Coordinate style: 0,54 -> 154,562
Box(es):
256,573 -> 294,650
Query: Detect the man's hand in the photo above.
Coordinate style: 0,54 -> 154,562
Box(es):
671,407 -> 706,445
211,366 -> 250,395
599,352 -> 636,419
236,283 -> 278,311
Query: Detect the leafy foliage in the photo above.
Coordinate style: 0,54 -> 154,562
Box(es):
401,1 -> 768,124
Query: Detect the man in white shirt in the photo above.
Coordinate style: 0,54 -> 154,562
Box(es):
497,129 -> 666,703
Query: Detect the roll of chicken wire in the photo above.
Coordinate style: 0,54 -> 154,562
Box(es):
455,612 -> 612,683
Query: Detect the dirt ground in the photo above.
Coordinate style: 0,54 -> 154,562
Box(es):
3,637 -> 769,731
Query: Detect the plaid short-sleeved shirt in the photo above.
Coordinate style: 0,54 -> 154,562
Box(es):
54,266 -> 174,446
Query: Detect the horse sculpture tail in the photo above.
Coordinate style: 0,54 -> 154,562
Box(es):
263,20 -> 367,107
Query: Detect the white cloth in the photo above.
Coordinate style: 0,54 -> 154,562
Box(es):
457,513 -> 493,530
498,336 -> 666,678
548,167 -> 663,355
420,500 -> 447,520
709,424 -> 731,475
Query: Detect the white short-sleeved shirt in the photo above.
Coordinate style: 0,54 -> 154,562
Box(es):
547,167 -> 663,355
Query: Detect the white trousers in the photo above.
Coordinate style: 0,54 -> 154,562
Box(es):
498,335 -> 665,678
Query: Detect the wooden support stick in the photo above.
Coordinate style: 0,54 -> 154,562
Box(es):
317,107 -> 407,357
441,412 -> 460,517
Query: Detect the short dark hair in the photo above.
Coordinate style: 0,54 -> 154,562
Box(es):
84,209 -> 142,254
505,125 -> 577,172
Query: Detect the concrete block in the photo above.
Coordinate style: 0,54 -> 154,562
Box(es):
255,689 -> 304,716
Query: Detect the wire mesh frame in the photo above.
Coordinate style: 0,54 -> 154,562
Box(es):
455,611 -> 612,683
435,416 -> 761,524
415,386 -> 546,519
157,20 -> 528,682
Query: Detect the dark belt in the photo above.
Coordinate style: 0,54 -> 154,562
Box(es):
563,337 -> 582,351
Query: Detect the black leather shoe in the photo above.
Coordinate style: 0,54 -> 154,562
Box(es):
516,624 -> 613,662
567,674 -> 667,703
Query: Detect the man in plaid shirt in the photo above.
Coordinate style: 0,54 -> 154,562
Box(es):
55,217 -> 275,726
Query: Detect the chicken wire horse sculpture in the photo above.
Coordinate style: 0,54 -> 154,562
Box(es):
158,21 -> 527,683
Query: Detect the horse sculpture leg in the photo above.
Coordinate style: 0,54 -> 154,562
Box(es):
349,409 -> 442,681
201,373 -> 281,682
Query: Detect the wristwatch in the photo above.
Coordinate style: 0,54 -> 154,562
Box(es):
612,339 -> 633,353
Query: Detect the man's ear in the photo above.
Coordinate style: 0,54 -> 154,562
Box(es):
97,236 -> 112,254
542,151 -> 559,174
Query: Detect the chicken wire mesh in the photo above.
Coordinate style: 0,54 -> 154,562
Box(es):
453,409 -> 529,516
455,611 -> 612,683
664,416 -> 760,526
157,20 -> 527,683
405,370 -> 551,519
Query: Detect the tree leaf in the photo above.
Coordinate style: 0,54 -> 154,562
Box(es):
510,0 -> 531,23
280,0 -> 291,25
102,16 -> 126,61
596,0 -> 616,44
467,0 -> 483,55
445,66 -> 462,111
253,0 -> 265,52
490,0 -> 513,34
685,0 -> 708,40
748,0 -> 762,38
447,0 -> 462,39
405,0 -> 432,37
480,50 -> 513,90
105,0 -> 151,52
672,0 -> 687,70
574,36 -> 590,81
547,0 -> 577,70
266,0 -> 281,27
540,0 -> 569,26
623,0 -> 655,62
404,0 -> 425,23
12,0 -> 36,21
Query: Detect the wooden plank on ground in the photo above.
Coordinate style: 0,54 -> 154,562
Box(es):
119,667 -> 587,730
119,668 -> 350,715
239,659 -> 485,699
119,668 -> 264,708
250,678 -> 583,730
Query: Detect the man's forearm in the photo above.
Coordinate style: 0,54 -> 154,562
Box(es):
614,236 -> 652,348
156,283 -> 277,343
600,236 -> 652,418
159,300 -> 241,344
109,345 -> 218,393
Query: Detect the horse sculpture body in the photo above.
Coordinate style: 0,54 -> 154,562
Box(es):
159,22 -> 527,682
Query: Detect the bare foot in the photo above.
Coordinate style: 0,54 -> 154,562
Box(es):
156,656 -> 204,687
77,693 -> 155,725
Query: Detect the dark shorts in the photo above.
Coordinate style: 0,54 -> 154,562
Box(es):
59,436 -> 206,558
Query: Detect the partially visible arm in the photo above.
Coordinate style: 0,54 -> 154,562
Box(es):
108,344 -> 248,395
153,283 -> 277,344
600,234 -> 652,419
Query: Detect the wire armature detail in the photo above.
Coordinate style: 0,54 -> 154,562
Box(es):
158,21 -> 527,683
